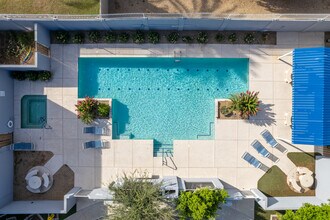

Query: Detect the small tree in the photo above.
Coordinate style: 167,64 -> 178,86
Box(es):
229,90 -> 260,119
177,188 -> 228,220
281,203 -> 330,220
108,172 -> 175,220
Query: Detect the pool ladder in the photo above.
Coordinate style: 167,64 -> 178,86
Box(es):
174,51 -> 182,63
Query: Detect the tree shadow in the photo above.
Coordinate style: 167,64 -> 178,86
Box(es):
249,102 -> 276,126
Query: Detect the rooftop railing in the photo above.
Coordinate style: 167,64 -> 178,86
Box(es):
1,13 -> 330,21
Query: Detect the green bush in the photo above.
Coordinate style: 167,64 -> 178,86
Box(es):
55,31 -> 69,44
244,33 -> 255,44
132,31 -> 145,44
88,31 -> 101,43
98,103 -> 110,118
167,32 -> 179,44
39,71 -> 52,81
72,33 -> 85,44
118,32 -> 130,43
11,71 -> 27,81
104,32 -> 117,43
75,97 -> 99,124
182,36 -> 194,44
177,188 -> 228,220
228,33 -> 237,43
229,90 -> 260,119
281,203 -> 330,220
147,31 -> 160,44
26,71 -> 39,81
215,33 -> 224,43
196,32 -> 208,44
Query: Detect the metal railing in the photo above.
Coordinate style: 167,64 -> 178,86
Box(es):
1,13 -> 330,21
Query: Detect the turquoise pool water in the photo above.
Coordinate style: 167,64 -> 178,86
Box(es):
21,95 -> 47,129
78,57 -> 249,154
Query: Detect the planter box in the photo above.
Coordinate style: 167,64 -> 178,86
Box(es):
216,99 -> 245,120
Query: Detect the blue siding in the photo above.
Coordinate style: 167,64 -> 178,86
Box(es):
292,47 -> 330,146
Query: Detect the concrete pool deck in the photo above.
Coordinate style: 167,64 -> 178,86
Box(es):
13,32 -> 323,191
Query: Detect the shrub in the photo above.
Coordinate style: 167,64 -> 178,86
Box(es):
220,106 -> 233,116
98,103 -> 110,118
244,33 -> 255,44
109,172 -> 175,220
281,203 -> 330,220
11,71 -> 27,81
132,31 -> 145,44
118,32 -> 130,43
88,31 -> 101,43
75,97 -> 99,124
72,33 -> 85,44
167,32 -> 179,44
55,31 -> 69,44
26,71 -> 39,81
177,188 -> 228,220
229,90 -> 260,119
182,36 -> 194,44
215,33 -> 224,43
147,31 -> 160,44
228,33 -> 237,43
39,71 -> 52,81
104,32 -> 117,43
262,32 -> 270,42
196,32 -> 208,44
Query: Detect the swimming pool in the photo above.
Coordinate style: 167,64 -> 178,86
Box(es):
21,95 -> 47,129
78,57 -> 249,155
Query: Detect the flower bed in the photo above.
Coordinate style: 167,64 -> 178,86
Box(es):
51,30 -> 276,45
75,97 -> 111,124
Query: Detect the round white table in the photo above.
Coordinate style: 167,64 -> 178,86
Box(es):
28,176 -> 42,189
299,174 -> 314,188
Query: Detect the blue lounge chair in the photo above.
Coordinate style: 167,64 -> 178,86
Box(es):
251,140 -> 270,158
241,152 -> 261,168
83,140 -> 110,149
11,142 -> 35,151
261,129 -> 279,148
83,126 -> 108,135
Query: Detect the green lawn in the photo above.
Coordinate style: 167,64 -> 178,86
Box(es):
0,0 -> 99,14
257,152 -> 319,197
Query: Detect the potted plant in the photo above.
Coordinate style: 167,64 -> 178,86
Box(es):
11,71 -> 27,81
104,32 -> 117,43
88,31 -> 101,43
26,71 -> 39,81
118,32 -> 130,43
167,32 -> 179,44
147,31 -> 160,44
72,32 -> 85,44
75,97 -> 99,124
55,31 -> 70,44
228,33 -> 237,43
132,31 -> 145,44
229,91 -> 260,119
196,32 -> 208,44
244,33 -> 255,44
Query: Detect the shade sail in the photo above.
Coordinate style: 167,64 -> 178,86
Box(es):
292,47 -> 330,146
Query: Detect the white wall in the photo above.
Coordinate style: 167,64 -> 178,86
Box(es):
0,70 -> 14,134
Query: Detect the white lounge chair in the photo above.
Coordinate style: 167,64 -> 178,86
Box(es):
25,169 -> 38,181
42,173 -> 49,188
